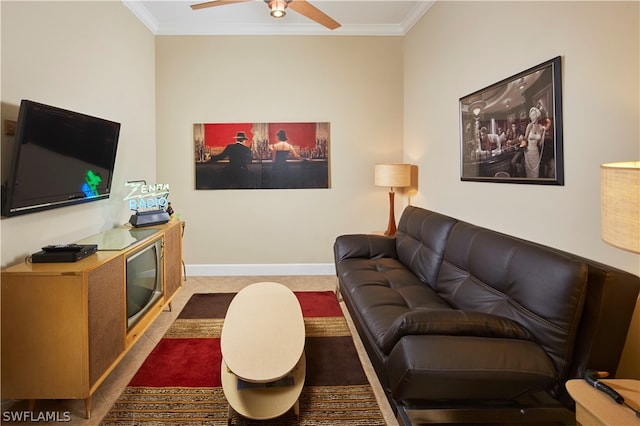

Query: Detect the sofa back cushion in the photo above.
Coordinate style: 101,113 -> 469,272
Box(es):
436,221 -> 589,382
395,206 -> 457,287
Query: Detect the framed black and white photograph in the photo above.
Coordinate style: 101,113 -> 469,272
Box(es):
459,56 -> 563,185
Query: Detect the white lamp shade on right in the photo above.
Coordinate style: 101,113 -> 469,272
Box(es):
601,161 -> 640,253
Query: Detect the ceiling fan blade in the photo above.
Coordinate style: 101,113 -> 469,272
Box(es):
288,0 -> 341,30
191,0 -> 252,11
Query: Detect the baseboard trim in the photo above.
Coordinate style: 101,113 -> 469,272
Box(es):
185,263 -> 336,276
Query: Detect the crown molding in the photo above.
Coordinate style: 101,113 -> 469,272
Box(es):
123,0 -> 160,34
400,1 -> 435,34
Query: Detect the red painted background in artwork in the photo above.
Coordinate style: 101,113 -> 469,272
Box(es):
204,122 -> 318,149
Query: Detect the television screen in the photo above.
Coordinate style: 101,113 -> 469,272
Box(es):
2,100 -> 120,216
126,239 -> 163,329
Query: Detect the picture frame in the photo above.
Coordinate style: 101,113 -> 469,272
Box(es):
459,56 -> 563,185
194,122 -> 330,190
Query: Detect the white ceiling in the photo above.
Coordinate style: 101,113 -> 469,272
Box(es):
123,0 -> 435,36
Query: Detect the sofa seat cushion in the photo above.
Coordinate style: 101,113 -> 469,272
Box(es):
379,309 -> 534,354
337,257 -> 419,293
337,256 -> 457,351
386,335 -> 557,401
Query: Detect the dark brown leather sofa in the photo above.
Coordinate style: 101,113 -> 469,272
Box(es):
334,206 -> 640,425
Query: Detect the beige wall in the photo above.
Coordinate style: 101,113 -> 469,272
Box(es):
0,1 -> 157,269
404,1 -> 639,378
155,36 -> 404,268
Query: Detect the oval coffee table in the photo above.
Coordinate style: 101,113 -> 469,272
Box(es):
220,282 -> 305,423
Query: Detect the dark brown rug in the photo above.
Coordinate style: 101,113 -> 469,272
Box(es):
101,291 -> 386,425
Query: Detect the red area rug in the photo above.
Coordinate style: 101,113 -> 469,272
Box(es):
102,290 -> 386,425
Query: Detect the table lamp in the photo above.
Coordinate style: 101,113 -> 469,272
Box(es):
601,161 -> 640,253
375,163 -> 411,236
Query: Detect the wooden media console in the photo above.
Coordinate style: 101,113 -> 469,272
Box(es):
1,220 -> 183,418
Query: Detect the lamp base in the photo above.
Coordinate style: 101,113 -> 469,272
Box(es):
384,191 -> 397,236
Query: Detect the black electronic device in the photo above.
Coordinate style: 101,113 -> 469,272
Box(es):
41,243 -> 82,252
2,100 -> 120,217
32,244 -> 98,263
129,209 -> 170,227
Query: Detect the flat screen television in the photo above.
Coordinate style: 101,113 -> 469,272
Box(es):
2,100 -> 120,217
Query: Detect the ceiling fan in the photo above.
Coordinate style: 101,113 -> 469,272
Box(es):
190,0 -> 341,30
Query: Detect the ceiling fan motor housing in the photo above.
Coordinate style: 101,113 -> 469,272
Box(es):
266,0 -> 292,18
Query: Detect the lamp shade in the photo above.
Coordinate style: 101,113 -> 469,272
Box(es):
601,161 -> 640,253
374,163 -> 411,188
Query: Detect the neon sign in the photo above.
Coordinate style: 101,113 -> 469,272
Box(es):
124,181 -> 170,211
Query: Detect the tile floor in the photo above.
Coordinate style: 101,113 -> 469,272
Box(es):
1,276 -> 399,425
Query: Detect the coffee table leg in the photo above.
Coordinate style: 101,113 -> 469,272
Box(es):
227,404 -> 234,425
294,399 -> 300,422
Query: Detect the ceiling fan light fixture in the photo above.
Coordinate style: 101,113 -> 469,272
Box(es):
269,0 -> 287,18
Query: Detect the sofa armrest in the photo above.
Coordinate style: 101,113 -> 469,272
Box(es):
379,309 -> 534,354
334,234 -> 398,262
